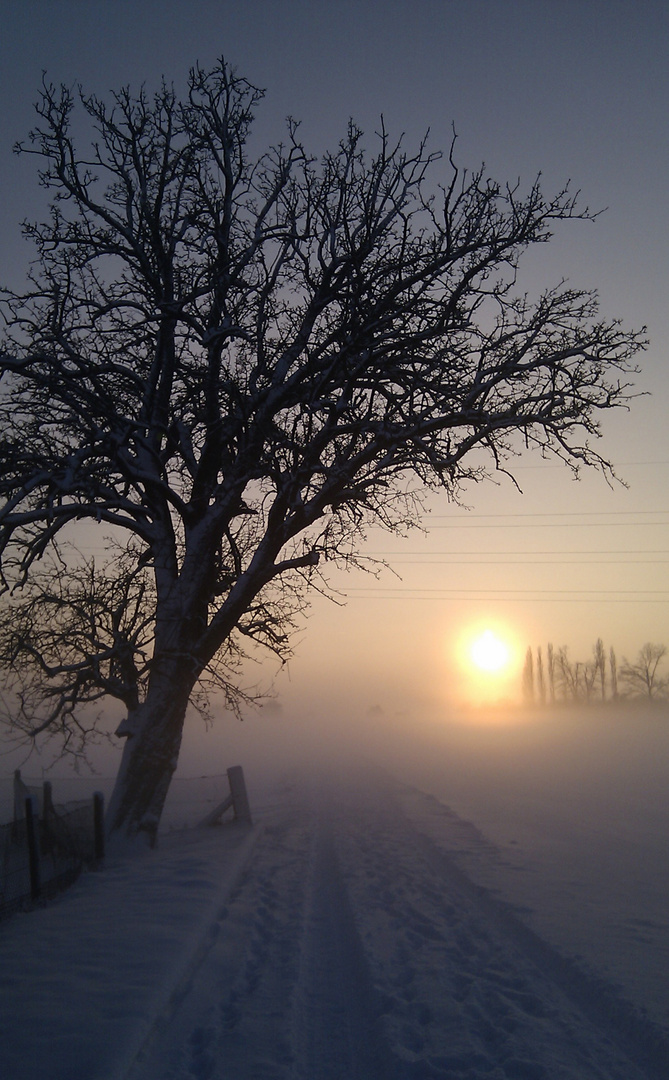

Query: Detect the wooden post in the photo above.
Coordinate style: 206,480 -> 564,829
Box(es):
12,769 -> 24,840
93,792 -> 105,863
41,780 -> 54,853
197,766 -> 252,827
42,780 -> 53,817
227,765 -> 252,824
25,796 -> 41,901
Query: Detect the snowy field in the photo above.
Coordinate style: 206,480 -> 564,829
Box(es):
1,707 -> 668,1079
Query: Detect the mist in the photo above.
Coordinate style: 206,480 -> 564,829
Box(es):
5,688 -> 669,1075
161,695 -> 669,1027
3,605 -> 668,1048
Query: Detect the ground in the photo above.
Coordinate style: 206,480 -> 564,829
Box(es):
0,763 -> 667,1080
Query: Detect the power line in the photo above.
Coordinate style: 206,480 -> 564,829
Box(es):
344,587 -> 669,604
427,510 -> 669,519
343,595 -> 669,604
366,549 -> 669,556
511,460 -> 669,470
374,558 -> 669,565
345,591 -> 669,600
428,521 -> 669,529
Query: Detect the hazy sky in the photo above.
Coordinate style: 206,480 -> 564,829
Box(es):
1,0 -> 667,725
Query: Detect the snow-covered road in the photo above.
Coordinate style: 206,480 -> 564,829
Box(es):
130,770 -> 667,1079
3,765 -> 664,1080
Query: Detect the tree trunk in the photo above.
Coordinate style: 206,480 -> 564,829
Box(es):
106,667 -> 194,846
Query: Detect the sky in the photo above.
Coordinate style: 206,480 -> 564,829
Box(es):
0,0 -> 668,767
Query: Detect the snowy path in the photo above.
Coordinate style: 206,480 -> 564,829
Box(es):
124,789 -> 396,1080
123,769 -> 666,1080
1,766 -> 667,1079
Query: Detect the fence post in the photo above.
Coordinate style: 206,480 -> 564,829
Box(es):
93,792 -> 105,863
25,796 -> 41,901
41,780 -> 54,853
12,770 -> 25,840
227,765 -> 252,824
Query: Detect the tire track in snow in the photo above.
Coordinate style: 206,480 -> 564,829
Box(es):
289,805 -> 398,1079
394,782 -> 669,1079
125,789 -> 395,1080
329,769 -> 668,1080
123,800 -> 314,1079
125,769 -> 668,1080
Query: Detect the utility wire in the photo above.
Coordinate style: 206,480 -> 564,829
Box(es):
510,459 -> 669,470
427,521 -> 669,529
374,558 -> 669,565
366,549 -> 669,556
427,510 -> 669,519
343,595 -> 669,604
345,591 -> 669,600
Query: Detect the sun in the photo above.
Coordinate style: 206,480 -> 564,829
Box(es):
451,622 -> 521,709
470,629 -> 510,673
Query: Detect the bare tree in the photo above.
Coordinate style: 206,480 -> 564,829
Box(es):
609,645 -> 619,700
0,61 -> 644,842
556,647 -> 580,702
554,644 -> 600,705
581,659 -> 598,703
522,648 -> 535,705
593,637 -> 606,701
536,645 -> 546,706
619,644 -> 668,701
546,642 -> 556,704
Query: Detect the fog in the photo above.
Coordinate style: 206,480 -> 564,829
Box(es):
4,692 -> 669,1077
167,696 -> 669,1029
170,692 -> 669,816
4,693 -> 669,1033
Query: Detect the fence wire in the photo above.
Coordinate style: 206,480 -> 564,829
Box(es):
1,776 -> 102,920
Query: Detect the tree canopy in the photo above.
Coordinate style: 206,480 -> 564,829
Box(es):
0,61 -> 645,840
620,643 -> 668,701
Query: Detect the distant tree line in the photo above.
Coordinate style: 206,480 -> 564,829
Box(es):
522,640 -> 668,705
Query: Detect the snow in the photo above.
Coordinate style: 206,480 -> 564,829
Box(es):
1,710 -> 669,1079
392,707 -> 669,1034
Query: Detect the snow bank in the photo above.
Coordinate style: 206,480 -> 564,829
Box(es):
0,814 -> 261,1080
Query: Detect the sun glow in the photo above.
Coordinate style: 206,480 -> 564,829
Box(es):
450,622 -> 522,710
470,630 -> 510,673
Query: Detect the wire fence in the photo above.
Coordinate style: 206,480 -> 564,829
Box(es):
1,771 -> 104,921
1,766 -> 252,921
